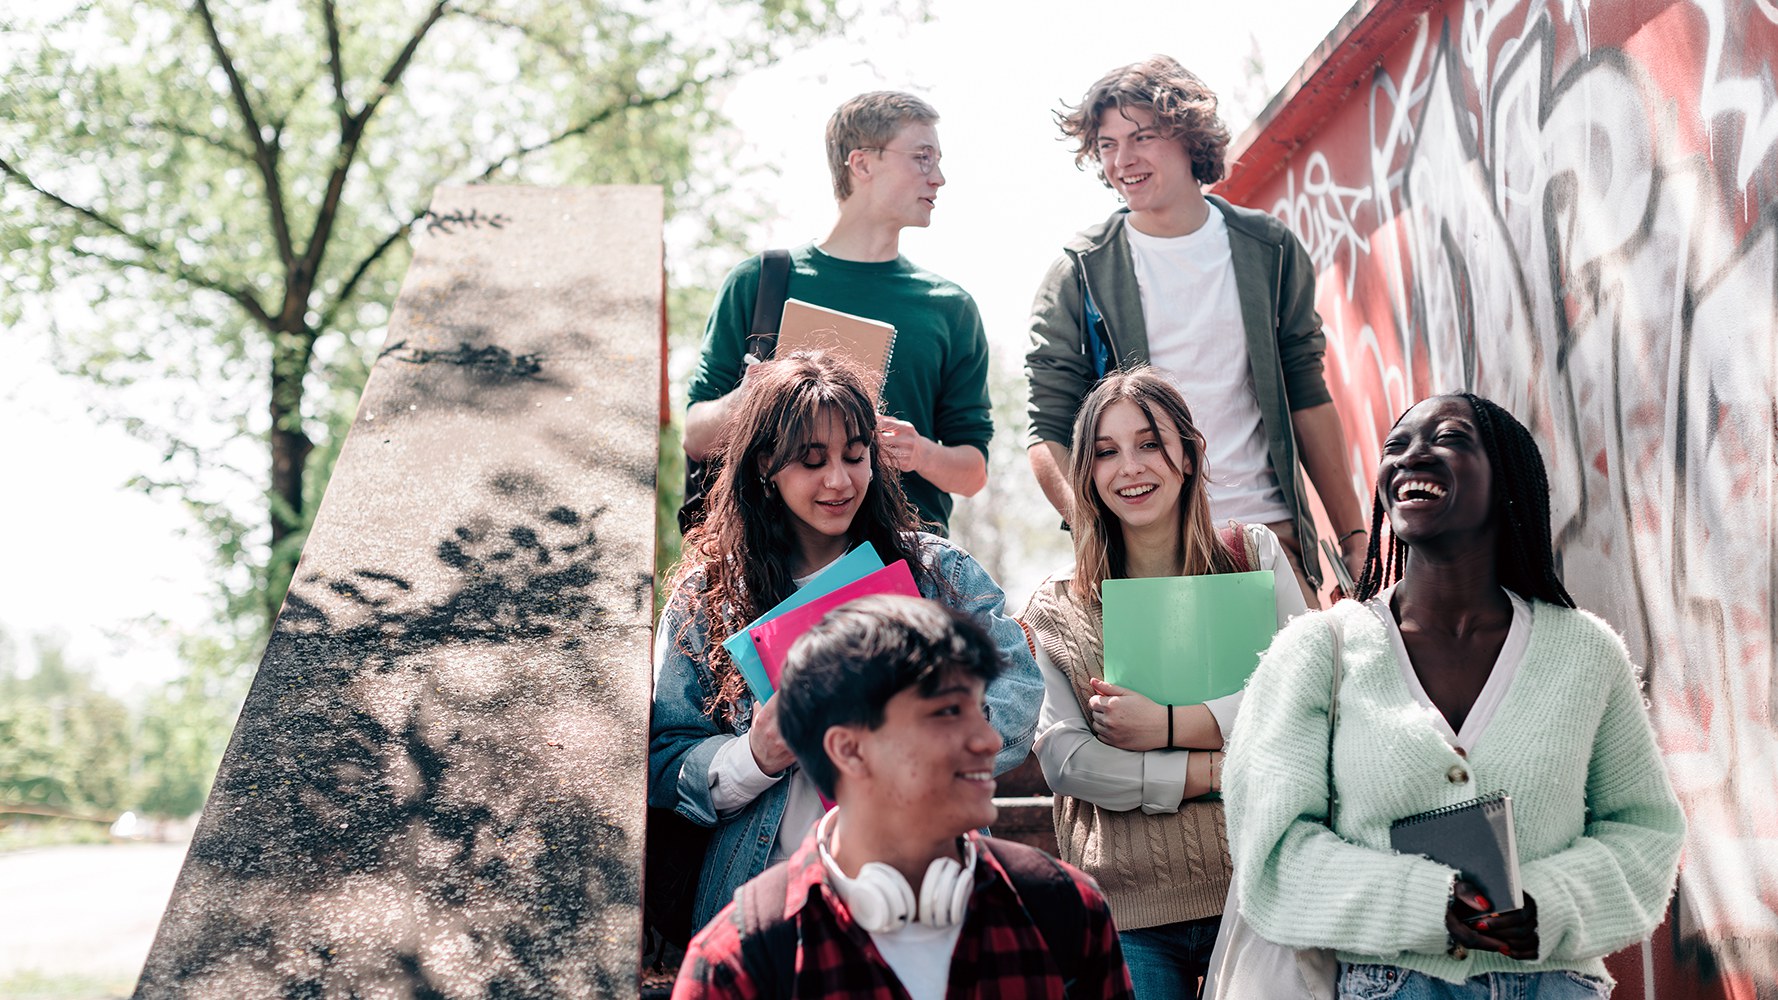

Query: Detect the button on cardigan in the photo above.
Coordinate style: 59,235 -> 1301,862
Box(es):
1223,600 -> 1684,984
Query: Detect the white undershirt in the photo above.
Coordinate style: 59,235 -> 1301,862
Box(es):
1366,585 -> 1533,752
818,820 -> 970,1000
864,919 -> 963,1000
1127,213 -> 1290,525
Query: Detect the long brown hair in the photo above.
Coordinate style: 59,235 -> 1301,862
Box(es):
674,351 -> 938,720
1067,366 -> 1241,602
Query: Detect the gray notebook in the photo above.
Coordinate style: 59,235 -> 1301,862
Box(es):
1390,790 -> 1523,912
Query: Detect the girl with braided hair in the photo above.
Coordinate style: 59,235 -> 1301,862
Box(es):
1222,393 -> 1682,998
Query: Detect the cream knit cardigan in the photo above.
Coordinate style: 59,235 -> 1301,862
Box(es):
1224,599 -> 1684,984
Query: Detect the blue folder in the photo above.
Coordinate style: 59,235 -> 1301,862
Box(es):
721,543 -> 885,702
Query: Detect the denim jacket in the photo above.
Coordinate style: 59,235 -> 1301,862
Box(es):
646,533 -> 1042,930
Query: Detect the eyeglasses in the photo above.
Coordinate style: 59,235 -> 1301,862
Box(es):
858,146 -> 941,175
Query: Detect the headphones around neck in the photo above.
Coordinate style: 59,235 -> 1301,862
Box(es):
816,809 -> 976,933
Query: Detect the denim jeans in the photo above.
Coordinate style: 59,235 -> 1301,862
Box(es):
1118,915 -> 1223,1000
1339,963 -> 1612,999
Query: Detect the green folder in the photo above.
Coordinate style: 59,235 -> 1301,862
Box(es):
1101,571 -> 1279,705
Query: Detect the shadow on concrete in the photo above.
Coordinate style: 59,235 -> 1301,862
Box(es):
139,487 -> 651,999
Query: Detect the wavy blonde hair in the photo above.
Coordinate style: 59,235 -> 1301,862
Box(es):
1068,367 -> 1242,603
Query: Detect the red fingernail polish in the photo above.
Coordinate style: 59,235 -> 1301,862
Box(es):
1475,895 -> 1489,910
1475,920 -> 1487,930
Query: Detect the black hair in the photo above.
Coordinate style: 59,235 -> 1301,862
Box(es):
1355,392 -> 1575,607
775,595 -> 1002,798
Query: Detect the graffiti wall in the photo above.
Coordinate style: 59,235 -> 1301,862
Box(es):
1224,1 -> 1777,995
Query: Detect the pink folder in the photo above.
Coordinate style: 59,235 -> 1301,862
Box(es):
748,560 -> 921,688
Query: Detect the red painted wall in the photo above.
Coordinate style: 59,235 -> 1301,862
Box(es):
1223,2 -> 1778,997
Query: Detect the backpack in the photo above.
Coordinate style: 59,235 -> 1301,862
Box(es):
1218,522 -> 1257,573
733,837 -> 1089,996
676,248 -> 793,535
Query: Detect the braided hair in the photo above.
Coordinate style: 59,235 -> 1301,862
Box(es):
1354,393 -> 1575,607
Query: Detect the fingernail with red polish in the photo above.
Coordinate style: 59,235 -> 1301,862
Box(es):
1475,920 -> 1487,930
1474,895 -> 1489,910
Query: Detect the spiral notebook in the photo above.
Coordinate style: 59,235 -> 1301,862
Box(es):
778,298 -> 896,390
1390,790 -> 1523,912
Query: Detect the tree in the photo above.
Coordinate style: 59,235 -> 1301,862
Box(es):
0,637 -> 134,819
131,633 -> 248,819
1,0 -> 860,630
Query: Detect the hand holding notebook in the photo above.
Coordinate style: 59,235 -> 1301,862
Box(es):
1390,791 -> 1524,915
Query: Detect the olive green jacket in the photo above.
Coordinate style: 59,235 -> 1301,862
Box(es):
1024,196 -> 1331,587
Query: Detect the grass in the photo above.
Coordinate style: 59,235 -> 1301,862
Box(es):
0,819 -> 112,854
0,969 -> 137,1000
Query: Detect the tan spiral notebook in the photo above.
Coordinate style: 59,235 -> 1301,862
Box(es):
777,298 -> 897,390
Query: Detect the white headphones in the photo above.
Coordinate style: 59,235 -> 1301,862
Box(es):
816,809 -> 976,933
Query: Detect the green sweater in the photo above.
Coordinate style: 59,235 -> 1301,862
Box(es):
687,243 -> 993,532
1224,600 -> 1683,984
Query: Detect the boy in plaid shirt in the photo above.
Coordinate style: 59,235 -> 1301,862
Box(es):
672,595 -> 1132,999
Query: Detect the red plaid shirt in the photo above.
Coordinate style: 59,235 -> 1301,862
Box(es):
672,830 -> 1133,999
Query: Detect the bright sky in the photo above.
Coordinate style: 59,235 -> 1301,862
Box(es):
0,0 -> 1351,695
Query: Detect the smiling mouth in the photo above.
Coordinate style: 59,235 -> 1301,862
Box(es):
1394,479 -> 1447,504
1116,484 -> 1157,499
816,497 -> 855,510
1119,172 -> 1151,187
957,770 -> 993,785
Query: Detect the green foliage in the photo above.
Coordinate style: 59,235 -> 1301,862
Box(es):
0,638 -> 133,819
0,0 -> 860,638
0,630 -> 248,833
131,633 -> 248,819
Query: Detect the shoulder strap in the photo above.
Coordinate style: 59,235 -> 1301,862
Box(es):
747,248 -> 793,358
986,837 -> 1085,986
1217,523 -> 1255,573
1326,616 -> 1344,826
735,862 -> 797,995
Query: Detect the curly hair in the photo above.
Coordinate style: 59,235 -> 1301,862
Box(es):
672,351 -> 943,722
1067,366 -> 1243,603
1354,393 -> 1575,607
1056,55 -> 1230,187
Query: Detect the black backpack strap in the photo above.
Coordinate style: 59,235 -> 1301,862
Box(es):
735,862 -> 798,995
986,837 -> 1086,988
677,249 -> 792,536
747,248 -> 793,360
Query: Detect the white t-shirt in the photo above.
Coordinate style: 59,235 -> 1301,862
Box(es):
1127,213 -> 1291,525
819,825 -> 969,1000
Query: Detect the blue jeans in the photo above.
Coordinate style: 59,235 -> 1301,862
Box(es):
1339,963 -> 1612,999
1119,916 -> 1222,1000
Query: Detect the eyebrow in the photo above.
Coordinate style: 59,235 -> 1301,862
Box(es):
923,683 -> 975,700
1093,430 -> 1156,443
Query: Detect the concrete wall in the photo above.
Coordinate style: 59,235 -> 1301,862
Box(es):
1220,2 -> 1777,996
138,186 -> 663,999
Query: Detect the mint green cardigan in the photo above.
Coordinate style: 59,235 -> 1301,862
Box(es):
1224,600 -> 1684,984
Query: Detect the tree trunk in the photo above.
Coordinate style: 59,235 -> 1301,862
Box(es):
268,322 -> 316,619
